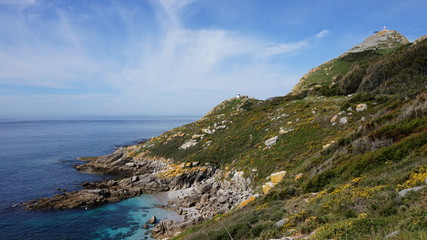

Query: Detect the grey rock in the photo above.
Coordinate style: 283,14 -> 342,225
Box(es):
339,117 -> 348,124
218,195 -> 229,203
131,176 -> 139,182
125,162 -> 135,167
274,218 -> 288,227
347,29 -> 409,53
147,215 -> 157,224
398,186 -> 425,198
199,183 -> 212,194
209,187 -> 218,197
195,202 -> 202,210
200,193 -> 210,204
265,136 -> 279,148
218,204 -> 230,214
385,231 -> 400,238
151,219 -> 174,237
179,140 -> 198,150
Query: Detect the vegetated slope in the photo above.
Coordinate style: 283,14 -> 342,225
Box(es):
129,38 -> 427,239
292,32 -> 425,96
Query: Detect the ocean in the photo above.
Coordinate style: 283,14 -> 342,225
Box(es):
0,115 -> 198,240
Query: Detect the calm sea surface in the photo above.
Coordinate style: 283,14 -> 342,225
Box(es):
0,115 -> 197,240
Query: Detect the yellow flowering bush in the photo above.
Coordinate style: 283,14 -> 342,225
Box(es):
307,177 -> 389,217
397,165 -> 427,190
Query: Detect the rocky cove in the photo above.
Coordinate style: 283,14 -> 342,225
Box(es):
23,144 -> 257,239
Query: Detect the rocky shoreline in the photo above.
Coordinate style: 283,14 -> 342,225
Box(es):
150,170 -> 256,239
23,145 -> 256,239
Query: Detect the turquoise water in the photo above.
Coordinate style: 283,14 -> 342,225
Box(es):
0,115 -> 196,240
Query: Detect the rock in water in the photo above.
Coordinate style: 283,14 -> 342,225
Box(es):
147,215 -> 157,224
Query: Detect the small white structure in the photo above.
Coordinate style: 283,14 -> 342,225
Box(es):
236,92 -> 241,99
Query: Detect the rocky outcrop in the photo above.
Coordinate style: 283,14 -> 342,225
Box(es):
151,170 -> 256,239
291,29 -> 412,95
346,29 -> 409,53
24,149 -> 214,210
75,147 -> 169,177
179,139 -> 199,149
152,217 -> 204,239
413,35 -> 427,45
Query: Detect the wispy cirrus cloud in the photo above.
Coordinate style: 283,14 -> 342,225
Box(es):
315,29 -> 330,38
113,0 -> 312,96
258,41 -> 309,58
0,4 -> 109,88
0,0 -> 37,6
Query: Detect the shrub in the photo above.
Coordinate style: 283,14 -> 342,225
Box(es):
313,216 -> 388,239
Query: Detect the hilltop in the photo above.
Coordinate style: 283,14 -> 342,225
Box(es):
347,28 -> 409,53
292,29 -> 423,95
24,31 -> 427,240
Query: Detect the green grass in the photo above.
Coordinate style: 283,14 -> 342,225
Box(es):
77,156 -> 98,161
127,41 -> 427,240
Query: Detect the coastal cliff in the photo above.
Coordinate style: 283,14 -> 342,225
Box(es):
24,31 -> 427,240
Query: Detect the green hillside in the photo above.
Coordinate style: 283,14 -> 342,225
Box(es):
129,37 -> 427,239
292,39 -> 426,96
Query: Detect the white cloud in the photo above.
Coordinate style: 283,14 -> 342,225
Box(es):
0,0 -> 36,8
158,0 -> 198,12
0,1 -> 310,114
315,29 -> 330,38
0,7 -> 107,88
110,1 -> 310,94
258,41 -> 308,58
106,25 -> 304,99
156,0 -> 199,28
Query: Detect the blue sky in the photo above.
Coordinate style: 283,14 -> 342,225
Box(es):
0,0 -> 426,115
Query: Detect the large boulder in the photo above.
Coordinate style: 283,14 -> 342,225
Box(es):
147,215 -> 157,224
271,171 -> 287,185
